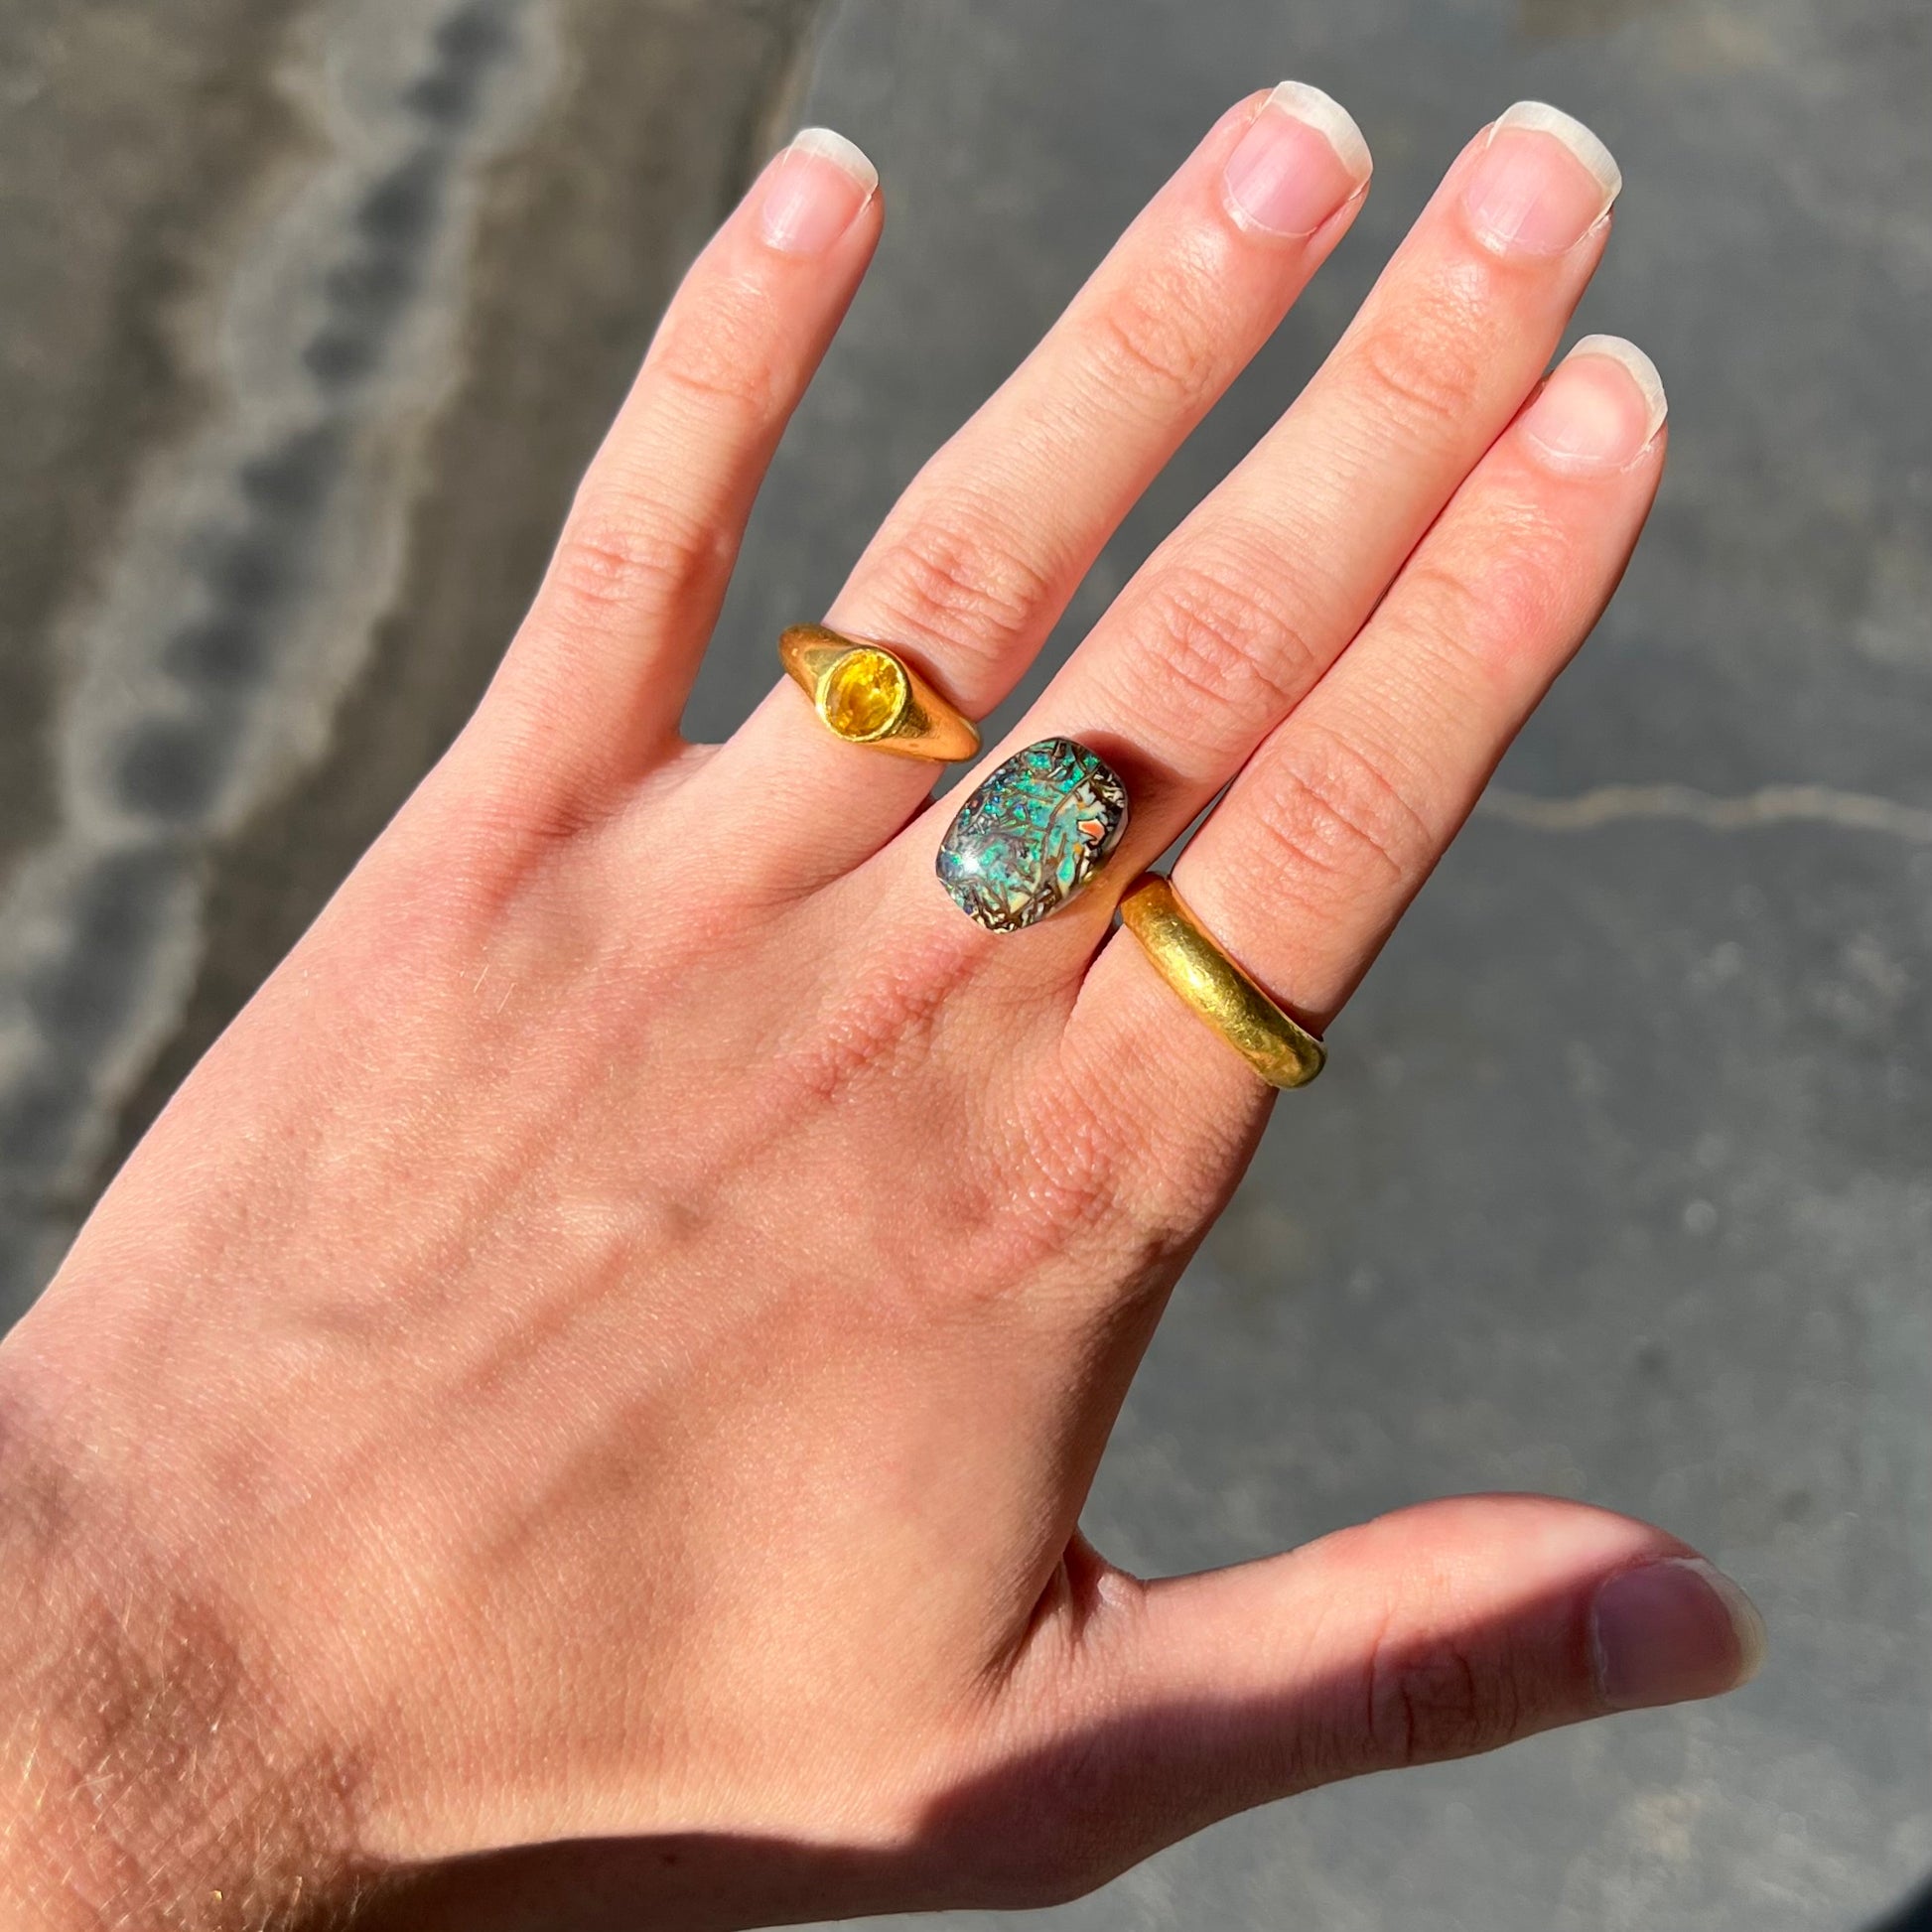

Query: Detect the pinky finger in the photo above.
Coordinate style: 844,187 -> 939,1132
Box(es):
485,129 -> 883,800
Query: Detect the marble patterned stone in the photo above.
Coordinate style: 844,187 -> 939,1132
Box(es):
936,736 -> 1129,931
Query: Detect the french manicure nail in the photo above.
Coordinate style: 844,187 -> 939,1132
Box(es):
1591,1557 -> 1767,1712
1521,334 -> 1668,472
1461,100 -> 1621,256
759,126 -> 878,256
1222,80 -> 1372,239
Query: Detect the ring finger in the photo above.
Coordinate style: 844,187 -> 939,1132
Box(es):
974,100 -> 1625,931
1071,334 -> 1669,1116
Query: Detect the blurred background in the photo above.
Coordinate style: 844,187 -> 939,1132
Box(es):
2,0 -> 1928,1925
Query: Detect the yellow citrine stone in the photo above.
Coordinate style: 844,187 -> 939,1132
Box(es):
817,646 -> 910,741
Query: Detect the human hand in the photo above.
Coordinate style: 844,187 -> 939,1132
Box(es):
0,87 -> 1761,1930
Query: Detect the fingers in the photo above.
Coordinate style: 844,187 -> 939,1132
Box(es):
1065,1496 -> 1762,1854
1074,335 -> 1665,1112
703,83 -> 1373,881
1002,102 -> 1625,905
483,129 -> 884,800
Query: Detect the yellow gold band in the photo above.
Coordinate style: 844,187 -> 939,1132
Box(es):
779,623 -> 981,763
1118,874 -> 1326,1091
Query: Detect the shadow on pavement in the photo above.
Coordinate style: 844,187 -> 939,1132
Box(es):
1867,1875 -> 1932,1932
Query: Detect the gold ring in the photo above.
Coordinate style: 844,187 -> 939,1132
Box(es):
1118,874 -> 1326,1090
779,623 -> 980,762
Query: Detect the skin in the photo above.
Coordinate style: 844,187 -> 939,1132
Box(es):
0,88 -> 1757,1930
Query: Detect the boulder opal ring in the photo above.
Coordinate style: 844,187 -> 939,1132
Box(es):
779,623 -> 981,762
1118,873 -> 1325,1089
937,737 -> 1130,932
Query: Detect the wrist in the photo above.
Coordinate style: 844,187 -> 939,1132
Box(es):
0,1342 -> 374,1931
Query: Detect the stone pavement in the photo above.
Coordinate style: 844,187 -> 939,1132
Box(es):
0,0 -> 822,1303
2,0 -> 1927,1925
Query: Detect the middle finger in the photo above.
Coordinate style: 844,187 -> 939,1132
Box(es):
945,102 -> 1623,929
705,83 -> 1373,880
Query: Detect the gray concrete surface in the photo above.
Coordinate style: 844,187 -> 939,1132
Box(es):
0,0 -> 822,1300
3,0 -> 1929,1926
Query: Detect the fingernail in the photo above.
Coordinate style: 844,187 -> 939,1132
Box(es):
1591,1557 -> 1767,1712
1520,335 -> 1668,473
1222,80 -> 1372,238
759,126 -> 878,256
1461,101 -> 1621,256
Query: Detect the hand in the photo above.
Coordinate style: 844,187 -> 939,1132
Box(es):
0,88 -> 1761,1930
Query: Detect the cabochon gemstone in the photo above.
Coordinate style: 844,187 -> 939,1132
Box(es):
936,737 -> 1130,932
818,646 -> 908,741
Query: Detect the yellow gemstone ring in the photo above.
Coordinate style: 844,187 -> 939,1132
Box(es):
1119,874 -> 1326,1090
779,623 -> 981,762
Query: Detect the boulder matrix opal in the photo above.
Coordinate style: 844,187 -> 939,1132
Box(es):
936,737 -> 1130,931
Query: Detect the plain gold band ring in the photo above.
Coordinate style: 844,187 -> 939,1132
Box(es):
779,623 -> 981,762
1118,874 -> 1327,1091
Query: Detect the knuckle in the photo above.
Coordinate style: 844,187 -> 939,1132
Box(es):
862,504 -> 1057,664
1004,1056 -> 1231,1316
1401,520 -> 1566,664
1362,1623 -> 1521,1768
543,496 -> 733,630
907,1075 -> 1196,1324
1078,253 -> 1222,414
777,926 -> 975,1113
1011,1074 -> 1142,1253
1015,1104 -> 1120,1247
1119,551 -> 1315,761
925,1091 -> 1131,1313
1347,304 -> 1490,445
645,276 -> 784,420
1391,551 -> 1498,659
1248,725 -> 1435,897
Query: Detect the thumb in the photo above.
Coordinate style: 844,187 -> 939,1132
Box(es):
1046,1494 -> 1763,1870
